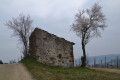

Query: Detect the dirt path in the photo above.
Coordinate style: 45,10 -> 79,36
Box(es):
0,63 -> 35,80
91,68 -> 120,74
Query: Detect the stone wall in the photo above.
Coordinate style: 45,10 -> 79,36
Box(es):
29,28 -> 74,67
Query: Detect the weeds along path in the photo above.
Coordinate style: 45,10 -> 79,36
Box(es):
0,63 -> 35,80
91,68 -> 120,74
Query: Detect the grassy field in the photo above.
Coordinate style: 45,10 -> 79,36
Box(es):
21,57 -> 120,80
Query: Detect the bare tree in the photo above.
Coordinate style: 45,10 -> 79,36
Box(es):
5,14 -> 33,58
71,3 -> 107,67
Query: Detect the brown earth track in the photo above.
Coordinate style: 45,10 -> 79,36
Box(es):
0,63 -> 35,80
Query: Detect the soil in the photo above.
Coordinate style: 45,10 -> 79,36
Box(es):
0,63 -> 35,80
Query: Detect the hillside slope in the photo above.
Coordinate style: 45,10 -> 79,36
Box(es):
21,57 -> 120,80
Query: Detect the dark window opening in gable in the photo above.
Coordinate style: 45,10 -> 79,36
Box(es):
58,54 -> 62,58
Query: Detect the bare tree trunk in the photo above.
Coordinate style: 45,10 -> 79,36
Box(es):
24,45 -> 28,58
23,37 -> 29,58
81,42 -> 86,67
117,56 -> 118,68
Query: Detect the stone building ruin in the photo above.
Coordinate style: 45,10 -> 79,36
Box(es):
29,28 -> 74,67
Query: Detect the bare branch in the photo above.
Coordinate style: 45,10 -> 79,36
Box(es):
5,13 -> 33,58
71,3 -> 107,67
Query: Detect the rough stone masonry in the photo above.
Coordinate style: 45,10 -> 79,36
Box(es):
29,28 -> 74,67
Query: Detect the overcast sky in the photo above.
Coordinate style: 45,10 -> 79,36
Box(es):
0,0 -> 120,63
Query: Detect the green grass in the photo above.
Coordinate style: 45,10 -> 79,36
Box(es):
21,57 -> 120,80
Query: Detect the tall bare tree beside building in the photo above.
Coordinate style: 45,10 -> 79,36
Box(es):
5,14 -> 33,58
71,3 -> 107,67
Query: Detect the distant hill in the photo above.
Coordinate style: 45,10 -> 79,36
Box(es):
75,54 -> 120,66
